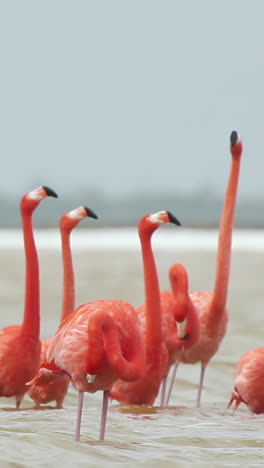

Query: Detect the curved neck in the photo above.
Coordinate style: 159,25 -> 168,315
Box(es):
170,269 -> 188,305
60,229 -> 75,322
21,210 -> 40,339
211,156 -> 241,314
186,299 -> 200,345
170,269 -> 199,342
139,230 -> 162,361
86,305 -> 144,381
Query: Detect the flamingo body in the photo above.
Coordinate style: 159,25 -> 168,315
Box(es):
46,299 -> 145,393
0,326 -> 41,401
27,338 -> 69,407
178,291 -> 228,366
228,348 -> 264,415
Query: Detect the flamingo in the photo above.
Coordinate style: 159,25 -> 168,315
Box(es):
35,210 -> 180,441
165,130 -> 243,407
110,214 -> 182,406
27,206 -> 98,408
227,348 -> 264,415
158,263 -> 200,406
111,262 -> 199,407
0,186 -> 58,408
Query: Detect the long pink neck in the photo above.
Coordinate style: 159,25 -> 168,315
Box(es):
140,230 -> 162,362
86,305 -> 144,381
21,210 -> 40,339
170,268 -> 189,307
60,228 -> 75,323
211,155 -> 241,314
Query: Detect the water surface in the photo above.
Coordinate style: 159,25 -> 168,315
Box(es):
0,229 -> 263,467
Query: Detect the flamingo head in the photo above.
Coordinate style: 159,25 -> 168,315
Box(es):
60,206 -> 98,232
21,185 -> 58,213
169,264 -> 188,293
26,367 -> 55,387
138,210 -> 181,237
230,131 -> 243,160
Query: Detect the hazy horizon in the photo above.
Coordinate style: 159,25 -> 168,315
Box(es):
0,184 -> 262,228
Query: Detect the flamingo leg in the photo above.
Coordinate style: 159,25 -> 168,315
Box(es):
75,391 -> 84,442
232,399 -> 241,415
160,375 -> 167,407
99,390 -> 109,441
16,398 -> 21,409
165,361 -> 180,406
197,364 -> 206,407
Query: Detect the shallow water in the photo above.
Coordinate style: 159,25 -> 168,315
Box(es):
0,229 -> 263,467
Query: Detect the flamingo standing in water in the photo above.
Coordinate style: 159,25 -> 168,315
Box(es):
27,206 -> 98,408
0,186 -> 58,408
158,263 -> 200,406
165,130 -> 243,407
111,262 -> 199,407
110,213 -> 182,406
227,348 -> 264,415
36,210 -> 180,441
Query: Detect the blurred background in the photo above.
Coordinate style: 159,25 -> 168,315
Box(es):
0,0 -> 263,227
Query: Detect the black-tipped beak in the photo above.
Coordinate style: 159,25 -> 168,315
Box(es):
230,131 -> 238,147
179,334 -> 188,341
84,206 -> 98,220
167,211 -> 181,226
43,186 -> 58,198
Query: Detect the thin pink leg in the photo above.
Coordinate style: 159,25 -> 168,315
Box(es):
75,391 -> 84,442
99,390 -> 109,441
232,401 -> 240,415
165,361 -> 180,406
197,364 -> 206,407
160,376 -> 167,407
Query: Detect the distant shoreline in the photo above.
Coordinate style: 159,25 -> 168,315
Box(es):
0,228 -> 263,251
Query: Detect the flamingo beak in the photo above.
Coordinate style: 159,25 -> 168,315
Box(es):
87,374 -> 96,384
177,318 -> 188,340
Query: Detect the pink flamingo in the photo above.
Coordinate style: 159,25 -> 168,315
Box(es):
166,130 -> 243,407
0,186 -> 58,408
227,347 -> 264,415
27,206 -> 98,408
112,262 -> 199,407
110,214 -> 182,406
34,210 -> 180,441
159,263 -> 200,406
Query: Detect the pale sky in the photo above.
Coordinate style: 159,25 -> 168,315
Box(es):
1,1 -> 263,200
